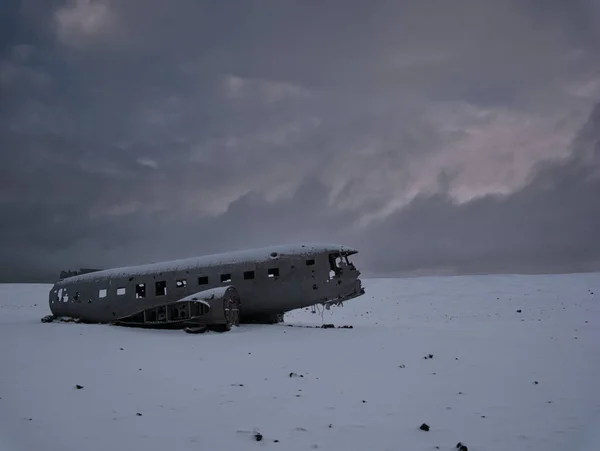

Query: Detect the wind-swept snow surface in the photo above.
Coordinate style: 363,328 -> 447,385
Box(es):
1,274 -> 600,451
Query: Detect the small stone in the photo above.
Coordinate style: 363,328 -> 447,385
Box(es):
419,423 -> 430,431
362,400 -> 367,403
136,413 -> 142,416
328,424 -> 333,428
75,384 -> 84,390
399,364 -> 406,368
533,381 -> 539,384
119,348 -> 124,351
254,433 -> 263,441
273,439 -> 279,443
516,309 -> 522,313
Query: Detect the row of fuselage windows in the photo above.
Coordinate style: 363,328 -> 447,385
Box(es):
96,260 -> 316,299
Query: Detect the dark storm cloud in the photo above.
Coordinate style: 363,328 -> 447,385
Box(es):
1,0 -> 600,281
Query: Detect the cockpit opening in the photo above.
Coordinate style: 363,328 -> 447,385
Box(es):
328,252 -> 357,279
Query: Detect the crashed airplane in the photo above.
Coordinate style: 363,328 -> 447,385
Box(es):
46,244 -> 365,332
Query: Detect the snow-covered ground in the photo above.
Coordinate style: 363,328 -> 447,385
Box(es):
1,274 -> 600,451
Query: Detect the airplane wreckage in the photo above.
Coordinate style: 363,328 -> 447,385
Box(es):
44,244 -> 365,333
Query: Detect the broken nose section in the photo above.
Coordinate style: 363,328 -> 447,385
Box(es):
323,278 -> 365,310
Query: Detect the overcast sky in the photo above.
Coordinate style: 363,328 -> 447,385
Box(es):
1,0 -> 600,281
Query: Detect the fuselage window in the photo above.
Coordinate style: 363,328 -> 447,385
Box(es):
99,289 -> 107,298
221,274 -> 232,283
244,271 -> 255,280
268,268 -> 279,278
136,283 -> 146,298
155,281 -> 167,296
117,287 -> 126,296
176,279 -> 187,288
198,276 -> 208,285
306,259 -> 315,266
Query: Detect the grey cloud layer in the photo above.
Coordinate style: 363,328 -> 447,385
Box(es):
1,0 -> 600,281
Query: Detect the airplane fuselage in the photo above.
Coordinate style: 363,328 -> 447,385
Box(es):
48,244 -> 365,324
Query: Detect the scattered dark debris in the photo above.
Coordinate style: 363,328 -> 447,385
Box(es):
75,384 -> 84,390
286,324 -> 353,329
456,442 -> 469,451
136,413 -> 142,416
41,315 -> 56,323
419,423 -> 430,431
533,381 -> 539,385
254,433 -> 263,442
516,309 -> 522,313
185,325 -> 208,334
424,354 -> 434,360
399,364 -> 406,369
328,424 -> 333,428
230,384 -> 244,387
289,372 -> 304,378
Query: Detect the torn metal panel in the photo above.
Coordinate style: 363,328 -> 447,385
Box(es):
114,286 -> 240,330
